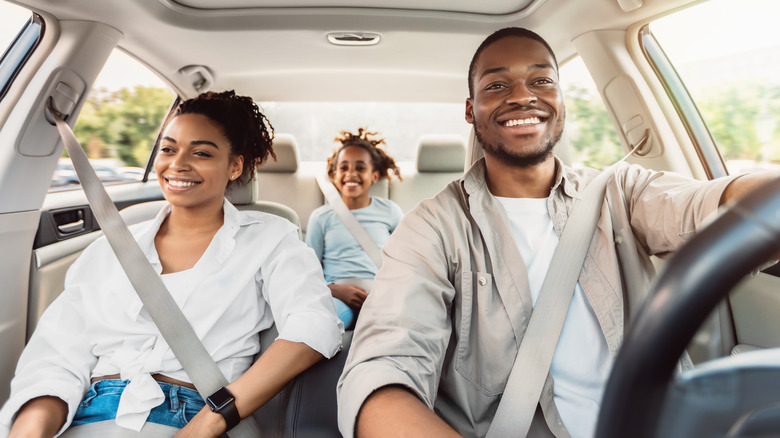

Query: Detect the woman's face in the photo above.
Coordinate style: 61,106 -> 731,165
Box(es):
333,145 -> 379,203
155,113 -> 243,211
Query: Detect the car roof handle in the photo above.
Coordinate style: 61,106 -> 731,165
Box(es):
179,64 -> 214,94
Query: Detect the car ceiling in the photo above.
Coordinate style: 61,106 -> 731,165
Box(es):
12,0 -> 697,103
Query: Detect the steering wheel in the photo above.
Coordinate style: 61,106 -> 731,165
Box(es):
595,177 -> 780,438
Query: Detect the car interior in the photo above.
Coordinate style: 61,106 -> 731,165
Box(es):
0,0 -> 779,436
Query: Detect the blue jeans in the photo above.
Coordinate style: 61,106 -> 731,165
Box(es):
71,379 -> 205,429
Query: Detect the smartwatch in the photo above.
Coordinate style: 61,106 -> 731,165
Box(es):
206,386 -> 240,432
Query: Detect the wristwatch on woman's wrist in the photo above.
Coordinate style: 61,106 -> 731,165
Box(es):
207,386 -> 240,431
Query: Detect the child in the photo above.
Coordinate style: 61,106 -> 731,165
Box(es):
306,128 -> 403,329
1,91 -> 343,437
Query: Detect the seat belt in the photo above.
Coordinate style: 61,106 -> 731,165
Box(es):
316,175 -> 383,268
487,139 -> 645,437
47,99 -> 260,437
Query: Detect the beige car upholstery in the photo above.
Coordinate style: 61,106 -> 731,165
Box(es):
390,135 -> 466,213
256,134 -> 324,236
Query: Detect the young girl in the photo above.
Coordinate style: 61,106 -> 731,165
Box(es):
1,91 -> 343,437
305,128 -> 403,329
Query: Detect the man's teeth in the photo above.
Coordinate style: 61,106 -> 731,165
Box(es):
168,180 -> 197,187
504,117 -> 541,127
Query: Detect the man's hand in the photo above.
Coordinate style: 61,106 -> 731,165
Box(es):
720,171 -> 780,261
720,171 -> 780,207
329,283 -> 369,309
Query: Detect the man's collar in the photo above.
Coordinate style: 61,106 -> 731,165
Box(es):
462,155 -> 578,199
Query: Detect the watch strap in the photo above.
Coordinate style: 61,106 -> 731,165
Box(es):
208,387 -> 241,432
218,400 -> 241,432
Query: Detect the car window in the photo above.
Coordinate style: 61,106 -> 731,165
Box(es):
0,2 -> 40,101
560,57 -> 623,168
51,50 -> 176,191
648,0 -> 780,175
0,3 -> 31,55
257,101 -> 472,163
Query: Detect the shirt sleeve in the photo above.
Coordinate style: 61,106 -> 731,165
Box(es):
616,163 -> 739,255
0,249 -> 99,435
305,208 -> 326,263
337,203 -> 455,438
262,229 -> 343,358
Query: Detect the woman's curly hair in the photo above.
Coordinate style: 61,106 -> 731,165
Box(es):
165,90 -> 275,184
326,128 -> 402,182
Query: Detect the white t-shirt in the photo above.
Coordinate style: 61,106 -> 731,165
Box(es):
496,196 -> 612,438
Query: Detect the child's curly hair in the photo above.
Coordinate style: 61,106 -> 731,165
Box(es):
326,128 -> 402,182
166,90 -> 275,185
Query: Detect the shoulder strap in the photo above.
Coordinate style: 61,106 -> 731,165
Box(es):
316,175 -> 383,268
47,100 -> 260,437
487,165 -> 616,438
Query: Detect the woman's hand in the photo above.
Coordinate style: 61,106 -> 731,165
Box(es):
174,406 -> 225,438
8,396 -> 67,438
328,283 -> 368,309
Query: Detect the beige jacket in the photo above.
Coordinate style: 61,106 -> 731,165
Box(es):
337,157 -> 736,438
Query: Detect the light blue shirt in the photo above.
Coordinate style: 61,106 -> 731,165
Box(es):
306,197 -> 404,283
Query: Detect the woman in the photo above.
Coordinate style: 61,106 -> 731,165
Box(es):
1,91 -> 343,437
305,128 -> 403,329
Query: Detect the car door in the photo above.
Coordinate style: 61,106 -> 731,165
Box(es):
574,0 -> 780,362
644,0 -> 780,357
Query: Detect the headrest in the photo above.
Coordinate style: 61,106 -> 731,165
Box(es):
226,172 -> 258,205
259,133 -> 299,173
416,135 -> 466,173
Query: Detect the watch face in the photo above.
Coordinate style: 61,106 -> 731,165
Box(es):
207,387 -> 235,411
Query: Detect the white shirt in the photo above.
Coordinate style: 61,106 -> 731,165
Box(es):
497,196 -> 612,438
0,199 -> 343,435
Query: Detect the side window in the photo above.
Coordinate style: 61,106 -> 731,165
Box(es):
0,3 -> 30,48
51,50 -> 176,191
0,2 -> 41,101
560,57 -> 624,168
648,0 -> 780,175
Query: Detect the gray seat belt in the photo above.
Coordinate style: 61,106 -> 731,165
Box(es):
316,175 -> 383,268
487,167 -> 614,438
47,100 -> 260,437
487,138 -> 644,437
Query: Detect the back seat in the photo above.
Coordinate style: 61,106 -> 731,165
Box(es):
257,133 -> 465,227
390,134 -> 466,213
256,134 -> 323,236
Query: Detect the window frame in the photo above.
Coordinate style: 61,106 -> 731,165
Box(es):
638,24 -> 728,179
0,12 -> 44,102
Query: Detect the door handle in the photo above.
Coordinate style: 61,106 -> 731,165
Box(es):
57,219 -> 84,233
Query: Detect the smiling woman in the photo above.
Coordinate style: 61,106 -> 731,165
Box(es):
0,90 -> 343,436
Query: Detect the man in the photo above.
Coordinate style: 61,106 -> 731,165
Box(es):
337,27 -> 777,438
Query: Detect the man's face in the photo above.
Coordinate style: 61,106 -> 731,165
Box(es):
466,36 -> 565,168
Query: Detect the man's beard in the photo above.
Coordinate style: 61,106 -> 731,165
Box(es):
474,113 -> 565,168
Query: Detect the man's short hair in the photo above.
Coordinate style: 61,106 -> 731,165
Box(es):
467,27 -> 558,98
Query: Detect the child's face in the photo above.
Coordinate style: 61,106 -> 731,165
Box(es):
334,145 -> 380,203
